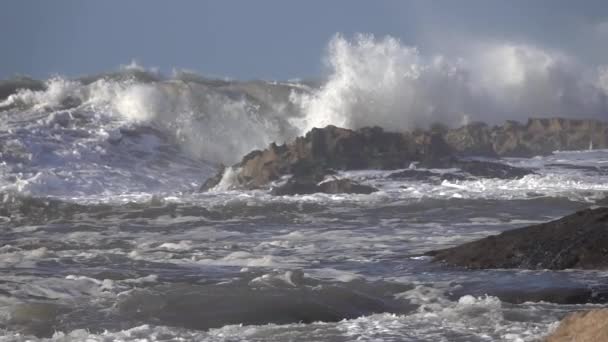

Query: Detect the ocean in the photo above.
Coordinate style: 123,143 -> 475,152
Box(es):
1,64 -> 608,341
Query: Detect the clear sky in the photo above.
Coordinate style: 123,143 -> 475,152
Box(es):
2,0 -> 608,80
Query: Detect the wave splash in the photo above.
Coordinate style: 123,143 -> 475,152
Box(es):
296,34 -> 608,132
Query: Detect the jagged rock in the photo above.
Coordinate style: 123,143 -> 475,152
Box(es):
200,118 -> 608,191
546,309 -> 608,342
426,207 -> 608,270
271,177 -> 378,196
203,125 -> 451,190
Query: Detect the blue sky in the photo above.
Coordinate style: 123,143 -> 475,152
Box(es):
2,0 -> 608,80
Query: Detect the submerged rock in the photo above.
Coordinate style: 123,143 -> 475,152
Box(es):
427,207 -> 608,270
450,285 -> 608,305
271,177 -> 378,196
546,309 -> 608,342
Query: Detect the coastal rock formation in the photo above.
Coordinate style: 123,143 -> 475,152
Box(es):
447,118 -> 608,157
271,177 -> 378,196
201,118 -> 608,191
546,309 -> 608,342
202,125 -> 451,190
427,207 -> 608,270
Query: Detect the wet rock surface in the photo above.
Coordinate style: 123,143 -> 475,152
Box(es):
427,207 -> 608,270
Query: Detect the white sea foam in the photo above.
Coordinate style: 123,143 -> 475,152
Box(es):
294,34 -> 608,132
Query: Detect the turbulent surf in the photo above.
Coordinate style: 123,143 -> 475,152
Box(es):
2,35 -> 608,341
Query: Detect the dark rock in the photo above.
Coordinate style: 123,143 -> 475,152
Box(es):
426,207 -> 608,270
597,196 -> 608,207
271,177 -> 378,196
199,165 -> 226,191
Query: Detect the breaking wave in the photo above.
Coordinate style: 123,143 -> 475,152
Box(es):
2,34 -> 608,198
296,34 -> 608,132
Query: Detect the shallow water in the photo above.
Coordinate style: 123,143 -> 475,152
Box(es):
2,73 -> 608,341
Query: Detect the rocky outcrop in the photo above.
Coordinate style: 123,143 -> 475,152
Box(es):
427,207 -> 608,270
447,118 -> 608,157
203,125 -> 451,190
545,309 -> 608,342
271,178 -> 378,196
201,118 -> 608,191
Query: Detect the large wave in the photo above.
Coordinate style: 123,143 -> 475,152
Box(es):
2,33 -> 608,171
295,34 -> 608,132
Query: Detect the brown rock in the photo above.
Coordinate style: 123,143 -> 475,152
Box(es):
545,309 -> 608,342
